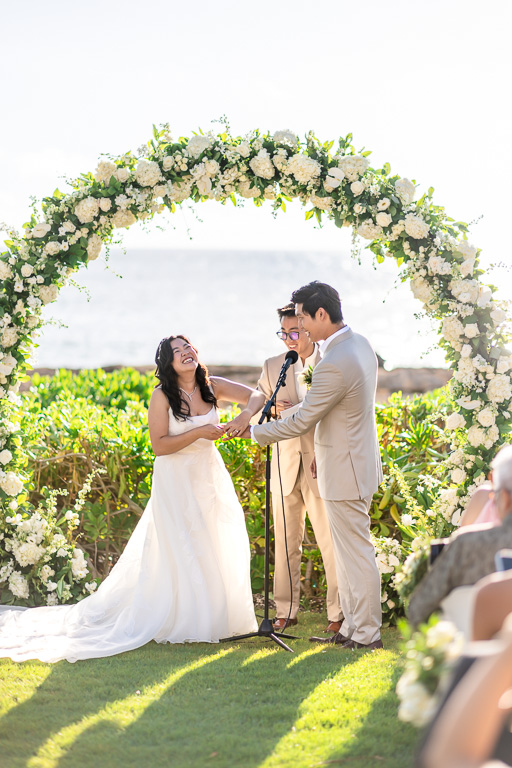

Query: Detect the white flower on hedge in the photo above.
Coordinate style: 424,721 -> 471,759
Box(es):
1,327 -> 18,347
467,425 -> 486,447
477,408 -> 496,427
85,580 -> 98,593
464,323 -> 480,338
47,593 -> 58,605
449,278 -> 480,305
46,580 -> 58,592
395,178 -> 415,205
0,449 -> 12,465
377,198 -> 391,211
402,514 -> 414,526
404,213 -> 430,240
134,160 -> 161,187
13,541 -> 45,567
249,149 -> 275,180
86,234 -> 103,261
337,154 -> 369,182
285,154 -> 322,184
325,167 -> 345,189
451,467 -> 467,484
446,412 -> 466,430
350,180 -> 365,196
94,161 -> 117,185
376,212 -> 392,227
357,220 -> 383,240
487,374 -> 512,403
71,547 -> 89,579
31,222 -> 51,238
0,471 -> 23,496
187,134 -> 212,159
75,197 -> 100,224
112,209 -> 137,229
9,571 -> 29,599
410,275 -> 434,305
39,284 -> 59,305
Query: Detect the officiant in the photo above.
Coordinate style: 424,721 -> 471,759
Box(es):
257,303 -> 342,633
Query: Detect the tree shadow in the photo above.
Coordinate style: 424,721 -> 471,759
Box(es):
14,640 -> 362,768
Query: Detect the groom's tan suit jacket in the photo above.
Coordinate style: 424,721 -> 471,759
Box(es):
257,350 -> 321,498
253,329 -> 383,502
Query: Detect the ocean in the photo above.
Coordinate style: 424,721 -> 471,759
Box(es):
33,248 -> 447,371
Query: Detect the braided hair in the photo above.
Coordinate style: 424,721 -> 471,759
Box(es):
154,335 -> 217,421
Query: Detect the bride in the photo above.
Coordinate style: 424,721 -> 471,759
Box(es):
0,335 -> 264,663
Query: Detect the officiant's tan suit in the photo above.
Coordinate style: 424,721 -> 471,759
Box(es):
258,348 -> 342,625
253,328 -> 383,645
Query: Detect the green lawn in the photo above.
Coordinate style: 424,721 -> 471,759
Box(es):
0,614 -> 418,768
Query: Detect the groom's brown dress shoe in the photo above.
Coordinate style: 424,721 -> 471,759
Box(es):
309,631 -> 350,644
273,617 -> 298,630
324,621 -> 342,633
341,638 -> 383,651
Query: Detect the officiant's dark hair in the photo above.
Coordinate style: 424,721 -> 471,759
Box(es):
154,335 -> 217,421
291,281 -> 343,324
277,303 -> 296,321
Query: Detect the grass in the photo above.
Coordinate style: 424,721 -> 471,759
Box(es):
0,613 -> 418,768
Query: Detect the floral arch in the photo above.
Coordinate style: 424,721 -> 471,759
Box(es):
0,124 -> 510,604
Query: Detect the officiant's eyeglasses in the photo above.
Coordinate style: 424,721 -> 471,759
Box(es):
276,331 -> 301,341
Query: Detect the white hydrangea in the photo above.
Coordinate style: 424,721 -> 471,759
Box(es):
0,471 -> 23,496
410,275 -> 434,306
310,194 -> 333,211
449,278 -> 480,305
404,213 -> 430,240
12,540 -> 45,567
38,284 -> 59,305
394,178 -> 415,205
273,129 -> 298,145
112,209 -> 137,229
237,181 -> 260,199
487,374 -> 512,403
70,547 -> 89,579
249,149 -> 275,180
75,197 -> 100,224
9,571 -> 29,599
467,425 -> 485,447
134,160 -> 161,187
497,356 -> 512,374
94,161 -> 117,184
0,261 -> 13,280
286,154 -> 322,184
357,220 -> 383,240
187,135 -> 213,159
337,154 -> 369,182
169,178 -> 193,203
0,449 -> 12,465
1,327 -> 18,347
87,234 -> 103,261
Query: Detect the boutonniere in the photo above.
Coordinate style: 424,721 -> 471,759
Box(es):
297,365 -> 314,389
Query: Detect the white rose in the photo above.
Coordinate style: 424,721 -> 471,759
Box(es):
460,344 -> 472,358
357,220 -> 383,240
477,408 -> 496,427
491,308 -> 508,324
44,241 -> 61,255
0,450 -> 12,464
134,160 -> 161,187
464,323 -> 479,338
395,178 -> 415,205
115,167 -> 131,183
377,198 -> 391,211
401,514 -> 413,526
112,209 -> 137,229
455,241 -> 477,260
404,213 -> 429,240
477,286 -> 493,308
21,264 -> 33,278
460,258 -> 476,277
285,154 -> 322,184
249,149 -> 275,180
94,161 -> 117,185
451,468 -> 467,484
87,234 -> 103,261
0,471 -> 23,496
446,412 -> 466,430
162,156 -> 175,171
337,154 -> 369,182
196,176 -> 212,196
376,212 -> 392,227
204,159 -> 220,178
325,167 -> 345,188
0,261 -> 13,280
350,180 -> 365,196
410,275 -> 433,305
497,356 -> 512,374
467,425 -> 485,447
1,327 -> 18,347
353,203 -> 364,215
0,354 -> 16,375
449,279 -> 480,305
233,142 -> 251,158
273,129 -> 298,145
38,284 -> 59,304
487,374 -> 512,403
32,222 -> 51,238
427,255 -> 450,275
187,135 -> 213,159
99,198 -> 112,212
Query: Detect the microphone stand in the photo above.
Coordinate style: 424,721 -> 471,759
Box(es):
221,359 -> 298,652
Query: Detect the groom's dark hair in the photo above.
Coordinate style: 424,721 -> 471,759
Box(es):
291,281 -> 343,323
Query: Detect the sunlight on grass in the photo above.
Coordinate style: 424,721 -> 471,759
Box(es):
27,648 -> 234,768
0,662 -> 52,717
240,647 -> 279,667
285,647 -> 325,668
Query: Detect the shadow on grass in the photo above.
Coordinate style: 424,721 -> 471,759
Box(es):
0,638 -> 362,768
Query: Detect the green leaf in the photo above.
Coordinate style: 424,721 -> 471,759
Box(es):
305,210 -> 315,220
383,162 -> 391,175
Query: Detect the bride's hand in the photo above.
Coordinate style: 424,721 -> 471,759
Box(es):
199,424 -> 225,441
223,412 -> 251,439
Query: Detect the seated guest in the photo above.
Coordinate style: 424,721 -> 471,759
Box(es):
408,446 -> 512,627
473,570 -> 512,641
460,480 -> 500,527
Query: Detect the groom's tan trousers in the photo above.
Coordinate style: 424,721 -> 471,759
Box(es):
272,463 -> 342,623
324,496 -> 382,645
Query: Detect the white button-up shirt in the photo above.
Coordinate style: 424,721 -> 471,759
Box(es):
319,325 -> 351,357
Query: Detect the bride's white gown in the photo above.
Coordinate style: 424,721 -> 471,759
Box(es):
0,406 -> 257,662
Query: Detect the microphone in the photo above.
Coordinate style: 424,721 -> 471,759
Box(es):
258,350 -> 299,424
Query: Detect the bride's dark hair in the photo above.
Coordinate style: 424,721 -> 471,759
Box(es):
154,335 -> 217,421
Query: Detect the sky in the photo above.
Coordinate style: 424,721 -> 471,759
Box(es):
1,0 -> 511,368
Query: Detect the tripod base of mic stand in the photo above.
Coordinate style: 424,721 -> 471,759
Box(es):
220,618 -> 298,652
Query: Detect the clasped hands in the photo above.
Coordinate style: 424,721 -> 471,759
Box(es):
222,412 -> 252,440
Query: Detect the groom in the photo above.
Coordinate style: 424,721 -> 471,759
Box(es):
251,281 -> 383,649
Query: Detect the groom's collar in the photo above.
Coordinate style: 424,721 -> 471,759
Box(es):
319,325 -> 351,357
